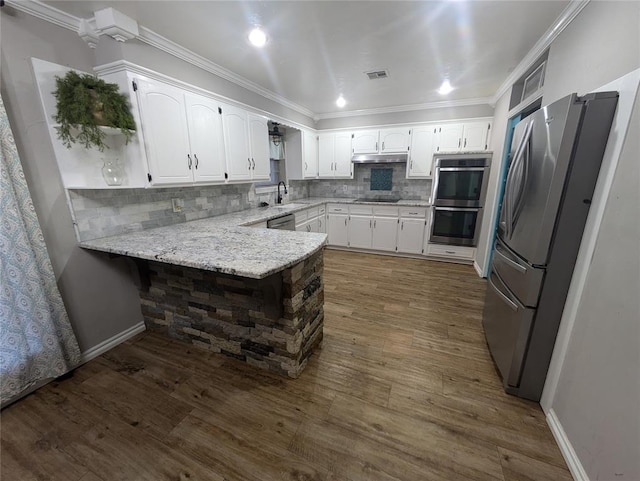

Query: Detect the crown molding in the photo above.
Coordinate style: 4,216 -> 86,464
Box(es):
314,97 -> 494,121
492,0 -> 590,103
6,0 -> 80,31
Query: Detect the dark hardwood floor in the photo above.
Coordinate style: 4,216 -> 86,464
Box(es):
1,250 -> 571,481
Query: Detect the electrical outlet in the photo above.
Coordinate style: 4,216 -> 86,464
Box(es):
171,198 -> 184,213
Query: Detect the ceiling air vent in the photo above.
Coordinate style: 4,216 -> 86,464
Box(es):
365,70 -> 389,80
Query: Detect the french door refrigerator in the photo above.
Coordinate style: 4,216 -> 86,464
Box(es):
482,91 -> 618,401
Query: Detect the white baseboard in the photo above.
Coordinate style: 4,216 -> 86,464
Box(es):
79,322 -> 146,364
546,409 -> 589,481
474,260 -> 485,278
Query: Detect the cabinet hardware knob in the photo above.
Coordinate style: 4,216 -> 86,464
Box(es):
187,154 -> 192,170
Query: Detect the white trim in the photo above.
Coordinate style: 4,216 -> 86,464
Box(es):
314,97 -> 494,121
315,116 -> 494,133
546,409 -> 590,481
473,260 -> 484,278
5,0 -> 80,31
492,0 -> 590,104
79,321 -> 146,364
540,69 -> 640,411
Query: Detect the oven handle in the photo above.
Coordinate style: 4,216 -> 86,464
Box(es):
437,167 -> 486,172
433,206 -> 481,212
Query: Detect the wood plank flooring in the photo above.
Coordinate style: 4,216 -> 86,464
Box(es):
0,250 -> 571,481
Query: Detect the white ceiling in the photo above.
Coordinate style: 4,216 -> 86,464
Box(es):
44,1 -> 570,118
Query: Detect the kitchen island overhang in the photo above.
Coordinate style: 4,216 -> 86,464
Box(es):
80,212 -> 327,378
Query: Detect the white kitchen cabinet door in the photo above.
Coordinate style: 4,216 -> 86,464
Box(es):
303,130 -> 318,178
407,125 -> 437,178
222,104 -> 252,181
352,130 -> 379,154
184,93 -> 226,183
372,216 -> 398,251
318,133 -> 335,178
397,218 -> 426,254
334,132 -> 353,177
462,122 -> 490,152
316,214 -> 326,233
248,113 -> 270,180
380,128 -> 411,153
348,215 -> 373,249
437,123 -> 464,152
136,78 -> 192,185
327,214 -> 349,246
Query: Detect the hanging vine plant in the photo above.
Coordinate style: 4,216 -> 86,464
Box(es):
53,71 -> 136,152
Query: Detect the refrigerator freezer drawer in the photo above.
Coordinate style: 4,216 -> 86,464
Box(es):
492,238 -> 545,307
482,271 -> 535,388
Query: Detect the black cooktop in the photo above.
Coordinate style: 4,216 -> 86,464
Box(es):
354,198 -> 401,203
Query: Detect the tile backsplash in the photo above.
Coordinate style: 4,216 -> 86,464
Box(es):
308,163 -> 431,200
69,180 -> 309,241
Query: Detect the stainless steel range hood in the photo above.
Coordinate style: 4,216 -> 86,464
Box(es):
351,153 -> 408,163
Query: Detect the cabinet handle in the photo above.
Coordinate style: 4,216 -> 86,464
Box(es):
344,218 -> 347,226
382,141 -> 385,150
464,138 -> 467,148
248,158 -> 251,169
252,158 -> 255,169
409,212 -> 418,215
369,219 -> 372,228
458,138 -> 461,148
445,250 -> 456,254
194,154 -> 199,169
374,220 -> 376,228
319,219 -> 322,228
375,142 -> 378,151
187,154 -> 192,170
305,162 -> 308,171
401,221 -> 404,231
410,160 -> 413,168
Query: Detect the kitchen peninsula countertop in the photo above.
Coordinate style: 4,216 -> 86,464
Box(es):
79,197 -> 430,279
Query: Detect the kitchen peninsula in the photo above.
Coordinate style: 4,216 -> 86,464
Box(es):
81,204 -> 328,378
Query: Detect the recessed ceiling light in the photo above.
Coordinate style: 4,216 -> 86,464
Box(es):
248,27 -> 267,47
336,96 -> 346,108
438,79 -> 454,95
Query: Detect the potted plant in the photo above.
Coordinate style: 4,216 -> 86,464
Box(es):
53,70 -> 136,152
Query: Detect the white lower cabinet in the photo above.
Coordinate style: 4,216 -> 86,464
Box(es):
397,218 -> 426,254
372,216 -> 398,251
327,213 -> 349,246
348,215 -> 373,249
426,243 -> 475,260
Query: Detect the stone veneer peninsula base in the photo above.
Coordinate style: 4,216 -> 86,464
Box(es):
138,250 -> 324,378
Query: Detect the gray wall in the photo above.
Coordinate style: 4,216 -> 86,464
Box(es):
315,103 -> 494,130
0,12 -> 143,352
96,37 -> 316,128
536,2 -> 640,479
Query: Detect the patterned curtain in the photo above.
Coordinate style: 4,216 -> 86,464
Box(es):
0,94 -> 81,403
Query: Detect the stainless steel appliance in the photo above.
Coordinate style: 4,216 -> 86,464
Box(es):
266,213 -> 295,231
482,91 -> 618,401
430,153 -> 491,246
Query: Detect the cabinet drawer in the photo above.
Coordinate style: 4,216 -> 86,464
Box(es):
295,209 -> 309,222
427,243 -> 475,259
307,207 -> 320,219
373,206 -> 399,217
349,205 -> 373,215
399,207 -> 427,218
318,205 -> 326,215
327,204 -> 349,214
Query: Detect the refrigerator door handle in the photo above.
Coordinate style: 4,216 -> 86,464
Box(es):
512,121 -> 533,229
488,274 -> 519,311
505,120 -> 534,238
494,244 -> 527,274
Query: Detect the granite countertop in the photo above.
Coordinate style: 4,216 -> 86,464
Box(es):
80,197 -> 431,279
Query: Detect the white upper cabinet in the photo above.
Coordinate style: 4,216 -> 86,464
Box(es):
436,121 -> 491,153
136,78 -> 193,185
221,104 -> 252,181
407,125 -> 437,178
379,127 -> 411,153
461,122 -> 491,151
352,130 -> 379,154
318,132 -> 353,178
303,130 -> 318,178
184,92 -> 226,183
437,123 -> 465,152
248,113 -> 270,180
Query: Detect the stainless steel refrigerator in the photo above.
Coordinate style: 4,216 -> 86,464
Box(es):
482,91 -> 618,401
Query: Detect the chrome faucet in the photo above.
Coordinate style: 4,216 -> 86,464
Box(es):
277,181 -> 288,204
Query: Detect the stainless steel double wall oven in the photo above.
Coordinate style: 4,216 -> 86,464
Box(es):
430,153 -> 491,246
